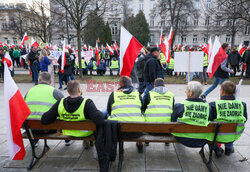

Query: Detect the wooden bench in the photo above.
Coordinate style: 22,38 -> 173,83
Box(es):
22,119 -> 238,172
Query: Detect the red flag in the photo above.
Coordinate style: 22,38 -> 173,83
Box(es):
207,36 -> 228,78
60,39 -> 66,73
31,38 -> 39,47
95,41 -> 100,66
21,32 -> 28,45
3,52 -> 13,71
159,28 -> 167,58
106,43 -> 114,55
166,27 -> 173,63
4,62 -> 31,160
83,44 -> 87,50
113,41 -> 119,55
238,43 -> 245,55
120,26 -> 143,76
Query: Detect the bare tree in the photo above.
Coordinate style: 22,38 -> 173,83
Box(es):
203,0 -> 249,48
51,0 -> 106,77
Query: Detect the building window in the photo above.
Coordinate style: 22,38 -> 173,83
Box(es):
161,16 -> 165,26
245,26 -> 249,35
194,18 -> 198,25
193,35 -> 198,43
1,20 -> 7,30
216,19 -> 221,26
111,23 -> 118,35
227,20 -> 232,26
218,0 -> 222,10
150,34 -> 154,44
207,0 -> 211,8
150,19 -> 154,27
13,37 -> 17,44
226,35 -> 231,43
139,3 -> 143,10
205,16 -> 210,25
195,0 -> 199,9
182,35 -> 187,43
203,36 -> 208,43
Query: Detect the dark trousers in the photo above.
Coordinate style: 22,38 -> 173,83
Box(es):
175,136 -> 208,148
138,78 -> 146,95
31,64 -> 39,85
14,58 -> 20,67
246,64 -> 250,77
110,68 -> 119,76
231,65 -> 238,77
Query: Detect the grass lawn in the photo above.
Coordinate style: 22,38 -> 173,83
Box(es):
2,74 -> 250,85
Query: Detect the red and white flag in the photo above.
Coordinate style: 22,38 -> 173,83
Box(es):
31,38 -> 39,48
206,37 -> 213,61
120,25 -> 143,76
21,32 -> 28,45
3,52 -> 14,71
159,28 -> 167,58
166,27 -> 173,63
238,43 -> 245,55
95,41 -> 100,66
113,41 -> 119,55
83,44 -> 87,50
106,43 -> 114,56
60,39 -> 66,73
4,62 -> 31,160
207,36 -> 228,78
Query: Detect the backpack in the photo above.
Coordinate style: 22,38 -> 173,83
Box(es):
88,61 -> 93,69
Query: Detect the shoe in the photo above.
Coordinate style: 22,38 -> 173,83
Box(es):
225,147 -> 234,156
200,95 -> 206,102
83,141 -> 90,149
165,143 -> 169,146
65,140 -> 74,146
64,87 -> 67,90
136,142 -> 143,153
58,87 -> 62,89
145,142 -> 149,146
214,147 -> 224,158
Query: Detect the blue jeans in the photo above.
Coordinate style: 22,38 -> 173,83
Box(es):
203,77 -> 226,97
67,73 -> 75,81
186,72 -> 194,82
31,65 -> 38,85
214,142 -> 234,149
142,83 -> 154,103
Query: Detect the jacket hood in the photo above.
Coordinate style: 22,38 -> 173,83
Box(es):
152,86 -> 168,94
119,85 -> 134,94
63,96 -> 83,113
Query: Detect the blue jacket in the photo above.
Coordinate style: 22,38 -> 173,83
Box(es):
98,61 -> 106,70
40,56 -> 51,72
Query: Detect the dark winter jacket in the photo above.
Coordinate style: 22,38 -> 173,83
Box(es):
244,50 -> 250,65
98,61 -> 106,71
28,50 -> 39,65
137,54 -> 145,79
144,54 -> 164,84
58,53 -> 73,75
214,58 -> 231,79
228,51 -> 241,66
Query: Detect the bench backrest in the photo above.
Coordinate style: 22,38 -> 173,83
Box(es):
24,119 -> 237,134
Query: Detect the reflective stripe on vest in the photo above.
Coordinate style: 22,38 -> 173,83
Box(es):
144,90 -> 174,122
108,91 -> 144,122
58,98 -> 93,137
25,84 -> 57,119
110,60 -> 119,69
206,100 -> 246,142
172,100 -> 210,139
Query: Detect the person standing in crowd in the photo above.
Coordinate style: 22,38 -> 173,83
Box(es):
24,72 -> 64,146
68,48 -> 76,80
244,46 -> 250,78
0,47 -> 4,80
208,81 -> 247,157
97,59 -> 106,76
87,58 -> 94,75
167,56 -> 174,76
200,43 -> 234,101
58,51 -> 73,89
39,49 -> 51,72
171,81 -> 211,148
42,80 -> 104,146
228,48 -> 241,77
200,53 -> 208,85
20,47 -> 28,69
143,78 -> 174,122
80,57 -> 88,75
46,49 -> 55,87
143,47 -> 164,101
13,46 -> 21,67
28,46 -> 40,85
137,48 -> 149,95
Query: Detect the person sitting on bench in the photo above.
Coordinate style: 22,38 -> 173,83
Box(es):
42,80 -> 104,147
25,72 -> 64,146
171,81 -> 211,148
209,81 -> 247,158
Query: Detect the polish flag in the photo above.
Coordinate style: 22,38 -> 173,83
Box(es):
166,27 -> 173,63
95,41 -> 100,66
206,37 -> 213,62
155,43 -> 159,47
113,41 -> 119,55
238,43 -> 245,55
83,44 -> 87,50
178,43 -> 181,51
207,36 -> 228,78
21,32 -> 28,45
4,62 -> 31,160
31,38 -> 39,47
120,25 -> 143,76
60,39 -> 66,73
106,43 -> 114,55
159,28 -> 167,58
3,52 -> 14,71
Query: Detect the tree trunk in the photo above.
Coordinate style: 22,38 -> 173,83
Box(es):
77,27 -> 83,78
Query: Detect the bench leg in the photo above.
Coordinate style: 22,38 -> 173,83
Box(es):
199,145 -> 213,172
27,139 -> 50,170
118,141 -> 124,172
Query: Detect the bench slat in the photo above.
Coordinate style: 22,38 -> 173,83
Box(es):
121,135 -> 178,143
119,122 -> 237,133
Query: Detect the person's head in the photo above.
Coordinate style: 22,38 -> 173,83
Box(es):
185,81 -> 203,98
220,81 -> 236,96
39,49 -> 48,62
0,47 -> 5,55
38,72 -> 51,84
233,47 -> 237,52
67,80 -> 82,97
221,43 -> 229,52
150,47 -> 160,59
31,46 -> 37,53
146,46 -> 151,54
46,49 -> 51,56
119,76 -> 132,88
68,48 -> 73,54
154,78 -> 164,88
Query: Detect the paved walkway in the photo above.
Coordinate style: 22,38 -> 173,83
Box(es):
0,83 -> 249,172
